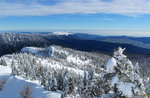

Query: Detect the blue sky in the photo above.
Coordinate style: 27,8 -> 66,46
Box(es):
0,0 -> 150,36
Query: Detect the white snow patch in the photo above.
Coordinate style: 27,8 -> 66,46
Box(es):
111,74 -> 119,85
0,66 -> 11,76
52,32 -> 73,36
106,57 -> 117,73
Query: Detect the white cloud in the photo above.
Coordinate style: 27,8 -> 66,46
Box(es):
0,0 -> 150,16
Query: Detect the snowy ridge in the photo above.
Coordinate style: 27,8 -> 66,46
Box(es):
20,46 -> 89,75
21,45 -> 109,73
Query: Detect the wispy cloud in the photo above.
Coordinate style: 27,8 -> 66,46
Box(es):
0,0 -> 150,16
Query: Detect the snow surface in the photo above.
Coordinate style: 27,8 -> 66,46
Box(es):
52,32 -> 73,36
0,66 -> 11,76
0,65 -> 61,98
106,57 -> 117,73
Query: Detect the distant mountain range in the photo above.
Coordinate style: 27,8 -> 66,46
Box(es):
73,33 -> 150,49
0,32 -> 150,56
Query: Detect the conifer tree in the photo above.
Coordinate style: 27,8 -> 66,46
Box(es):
86,68 -> 95,97
105,47 -> 147,97
50,73 -> 57,91
67,76 -> 75,94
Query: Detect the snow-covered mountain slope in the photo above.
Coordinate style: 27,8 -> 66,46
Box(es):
0,65 -> 61,98
1,46 -> 150,98
21,45 -> 110,73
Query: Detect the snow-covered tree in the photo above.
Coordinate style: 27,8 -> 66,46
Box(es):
11,59 -> 16,75
105,47 -> 147,97
65,76 -> 75,95
56,69 -> 64,91
50,73 -> 57,91
85,68 -> 95,97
